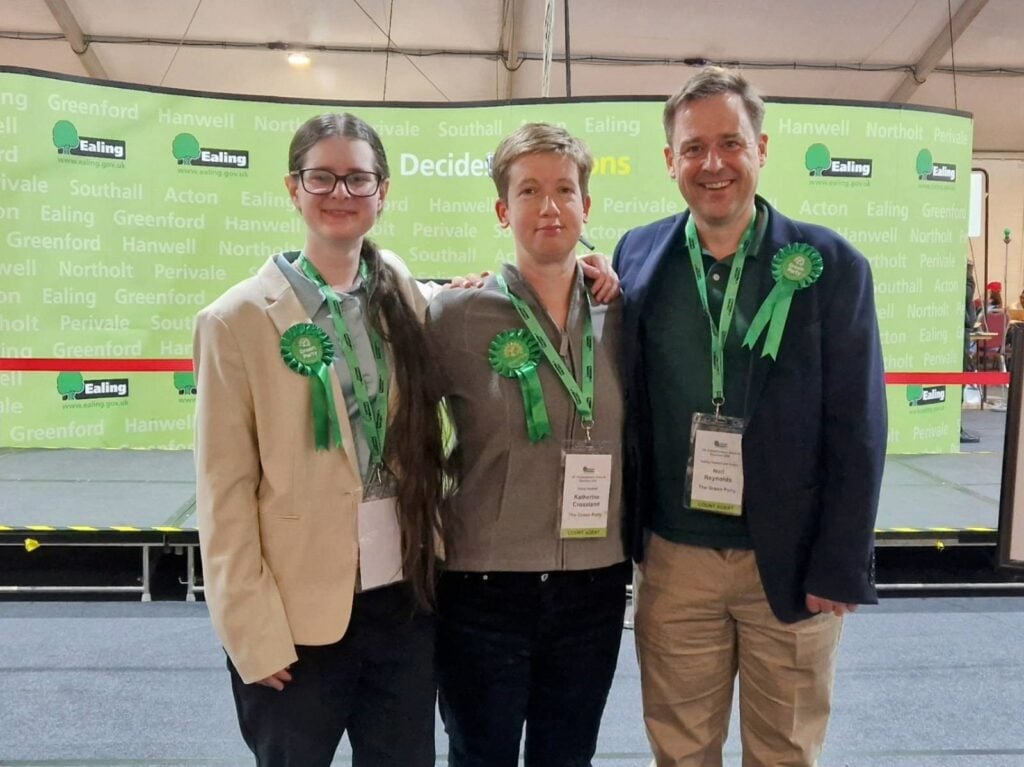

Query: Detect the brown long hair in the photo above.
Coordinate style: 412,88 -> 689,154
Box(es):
290,113 -> 447,610
364,240 -> 448,610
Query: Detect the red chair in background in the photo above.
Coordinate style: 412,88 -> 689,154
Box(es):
978,310 -> 1007,371
977,310 -> 1008,408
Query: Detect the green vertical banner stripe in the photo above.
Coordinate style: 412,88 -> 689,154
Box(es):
0,70 -> 969,453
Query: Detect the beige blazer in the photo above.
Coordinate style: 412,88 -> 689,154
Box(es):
194,252 -> 426,684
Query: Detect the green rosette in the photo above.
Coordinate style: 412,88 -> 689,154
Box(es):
280,323 -> 343,450
742,243 -> 824,360
489,329 -> 551,442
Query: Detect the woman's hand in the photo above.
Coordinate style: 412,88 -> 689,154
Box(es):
256,666 -> 293,691
578,253 -> 621,304
443,271 -> 492,289
444,255 -> 621,305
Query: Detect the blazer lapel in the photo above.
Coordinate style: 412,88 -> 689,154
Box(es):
633,214 -> 688,317
261,258 -> 312,335
259,259 -> 362,479
743,205 -> 790,422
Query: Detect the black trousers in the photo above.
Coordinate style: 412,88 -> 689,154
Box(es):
437,562 -> 629,767
227,582 -> 436,767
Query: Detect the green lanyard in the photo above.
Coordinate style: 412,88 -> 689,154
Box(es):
297,254 -> 389,474
684,208 -> 759,413
495,272 -> 596,436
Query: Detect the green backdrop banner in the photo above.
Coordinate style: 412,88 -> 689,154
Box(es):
0,69 -> 971,452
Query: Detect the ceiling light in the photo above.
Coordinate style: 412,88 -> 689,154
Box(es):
288,52 -> 311,68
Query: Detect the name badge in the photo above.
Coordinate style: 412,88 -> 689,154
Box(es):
357,496 -> 403,591
686,413 -> 745,516
560,441 -> 613,538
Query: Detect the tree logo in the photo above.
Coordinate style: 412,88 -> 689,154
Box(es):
804,143 -> 872,179
173,371 -> 197,395
915,149 -> 933,179
172,133 -> 201,165
56,372 -> 85,400
172,132 -> 249,170
51,120 -> 126,161
916,148 -> 956,182
52,120 -> 79,154
56,373 -> 130,401
804,143 -> 831,176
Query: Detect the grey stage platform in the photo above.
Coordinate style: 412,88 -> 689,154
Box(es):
0,448 -> 197,531
1,597 -> 1022,766
0,408 -> 1010,540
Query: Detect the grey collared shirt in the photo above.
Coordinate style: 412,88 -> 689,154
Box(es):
426,263 -> 627,572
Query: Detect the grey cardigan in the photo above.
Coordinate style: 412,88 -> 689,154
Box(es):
426,263 -> 627,572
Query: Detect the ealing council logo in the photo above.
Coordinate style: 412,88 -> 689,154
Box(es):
804,143 -> 872,178
915,149 -> 956,182
906,384 -> 946,407
56,372 -> 130,401
171,132 -> 249,169
52,120 -> 126,162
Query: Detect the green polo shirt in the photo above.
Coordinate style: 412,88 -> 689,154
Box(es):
642,208 -> 769,549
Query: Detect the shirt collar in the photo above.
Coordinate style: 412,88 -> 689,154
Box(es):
696,200 -> 771,264
499,261 -> 589,330
279,251 -> 366,312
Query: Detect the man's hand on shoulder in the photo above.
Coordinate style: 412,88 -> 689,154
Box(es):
806,593 -> 858,617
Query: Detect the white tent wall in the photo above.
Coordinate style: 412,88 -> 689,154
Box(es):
973,155 -> 1024,307
1,2 -> 1021,124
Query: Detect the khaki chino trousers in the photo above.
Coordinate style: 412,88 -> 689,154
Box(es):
634,534 -> 842,767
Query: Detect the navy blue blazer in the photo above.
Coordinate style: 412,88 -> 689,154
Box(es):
613,199 -> 887,623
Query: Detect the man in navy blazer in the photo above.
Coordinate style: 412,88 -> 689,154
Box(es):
612,67 -> 886,766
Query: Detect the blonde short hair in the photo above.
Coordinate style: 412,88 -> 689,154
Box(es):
491,122 -> 593,200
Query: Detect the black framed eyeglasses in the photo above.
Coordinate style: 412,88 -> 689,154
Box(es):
292,168 -> 383,197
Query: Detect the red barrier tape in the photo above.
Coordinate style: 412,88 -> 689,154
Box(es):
0,358 -> 193,372
884,372 -> 1010,385
0,360 -> 1012,386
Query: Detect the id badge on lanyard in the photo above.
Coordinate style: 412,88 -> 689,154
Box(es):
297,254 -> 403,590
559,439 -> 614,538
686,413 -> 745,516
682,208 -> 759,518
494,273 -> 610,539
357,469 -> 403,591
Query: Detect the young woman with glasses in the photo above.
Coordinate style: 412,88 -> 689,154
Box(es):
194,112 -> 447,766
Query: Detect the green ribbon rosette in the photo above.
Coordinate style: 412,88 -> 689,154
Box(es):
489,329 -> 551,443
280,323 -> 343,450
742,243 -> 824,360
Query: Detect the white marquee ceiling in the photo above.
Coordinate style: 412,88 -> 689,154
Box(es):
1,0 -> 1023,151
